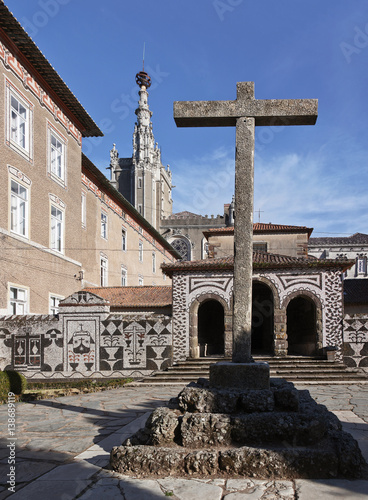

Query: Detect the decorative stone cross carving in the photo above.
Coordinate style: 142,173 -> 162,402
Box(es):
174,82 -> 318,364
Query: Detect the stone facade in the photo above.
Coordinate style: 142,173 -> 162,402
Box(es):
0,291 -> 173,379
161,211 -> 228,261
205,224 -> 312,260
163,258 -> 348,364
343,314 -> 368,368
309,233 -> 368,279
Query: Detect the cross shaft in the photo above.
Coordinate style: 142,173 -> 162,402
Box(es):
174,82 -> 318,364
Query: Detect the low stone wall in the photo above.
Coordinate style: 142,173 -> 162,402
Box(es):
0,291 -> 173,380
343,313 -> 368,368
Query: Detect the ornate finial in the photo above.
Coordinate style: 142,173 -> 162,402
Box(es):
136,43 -> 151,88
136,70 -> 151,88
110,143 -> 119,167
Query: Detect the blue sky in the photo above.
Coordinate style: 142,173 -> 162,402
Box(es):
5,0 -> 368,236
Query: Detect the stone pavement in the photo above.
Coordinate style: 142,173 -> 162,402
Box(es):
0,383 -> 367,499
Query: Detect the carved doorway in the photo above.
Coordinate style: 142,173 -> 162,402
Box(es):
287,296 -> 317,355
198,300 -> 225,356
251,282 -> 274,355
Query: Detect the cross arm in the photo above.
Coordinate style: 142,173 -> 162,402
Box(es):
174,100 -> 238,127
174,98 -> 318,127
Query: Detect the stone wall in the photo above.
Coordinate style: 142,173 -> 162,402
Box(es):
0,291 -> 173,380
343,314 -> 368,368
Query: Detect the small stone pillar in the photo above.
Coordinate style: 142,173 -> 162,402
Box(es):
274,308 -> 287,357
189,299 -> 200,359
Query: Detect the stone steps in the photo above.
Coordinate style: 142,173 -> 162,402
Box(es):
134,356 -> 368,385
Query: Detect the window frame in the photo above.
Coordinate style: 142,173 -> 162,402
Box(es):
139,240 -> 143,262
50,203 -> 64,254
9,284 -> 28,315
253,242 -> 268,253
152,251 -> 156,274
6,81 -> 33,161
48,123 -> 67,185
81,191 -> 87,228
121,267 -> 127,287
100,255 -> 108,286
49,294 -> 63,315
10,178 -> 29,238
101,210 -> 108,240
121,227 -> 127,252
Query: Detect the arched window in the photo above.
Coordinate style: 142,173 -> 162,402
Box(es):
170,237 -> 191,261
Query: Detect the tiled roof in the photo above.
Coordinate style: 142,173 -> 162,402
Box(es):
162,252 -> 354,276
203,223 -> 313,238
0,2 -> 102,137
310,233 -> 368,246
204,227 -> 234,235
253,223 -> 313,236
343,279 -> 368,304
82,286 -> 172,308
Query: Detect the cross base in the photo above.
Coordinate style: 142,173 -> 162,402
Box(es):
209,361 -> 270,390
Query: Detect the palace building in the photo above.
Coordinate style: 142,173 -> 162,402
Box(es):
0,3 -> 178,316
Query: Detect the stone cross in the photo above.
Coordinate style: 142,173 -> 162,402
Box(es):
174,82 -> 318,364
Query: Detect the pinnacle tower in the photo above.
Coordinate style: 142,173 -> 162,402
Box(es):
109,69 -> 173,230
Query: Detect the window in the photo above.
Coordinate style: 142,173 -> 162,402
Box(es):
50,295 -> 63,315
253,242 -> 268,253
9,286 -> 27,315
171,237 -> 191,261
49,127 -> 66,183
138,276 -> 144,286
101,211 -> 107,239
139,241 -> 143,262
121,267 -> 127,286
7,83 -> 33,160
122,227 -> 127,251
100,256 -> 108,286
81,192 -> 86,228
138,204 -> 142,215
357,255 -> 367,276
51,205 -> 63,253
138,177 -> 142,188
11,180 -> 28,237
152,252 -> 156,273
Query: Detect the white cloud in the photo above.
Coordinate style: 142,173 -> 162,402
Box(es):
172,146 -> 235,215
172,143 -> 368,236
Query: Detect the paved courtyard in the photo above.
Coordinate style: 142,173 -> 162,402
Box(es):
0,382 -> 368,499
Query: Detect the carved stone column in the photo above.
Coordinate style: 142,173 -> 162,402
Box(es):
274,307 -> 288,357
189,299 -> 200,359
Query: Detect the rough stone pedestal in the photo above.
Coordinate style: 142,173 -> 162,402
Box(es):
210,361 -> 270,390
110,377 -> 368,479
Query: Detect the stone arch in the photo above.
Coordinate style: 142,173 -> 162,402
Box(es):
189,293 -> 232,358
251,280 -> 275,355
283,290 -> 323,356
169,235 -> 191,261
253,276 -> 280,309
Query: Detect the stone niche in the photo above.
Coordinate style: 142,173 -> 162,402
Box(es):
110,378 -> 368,479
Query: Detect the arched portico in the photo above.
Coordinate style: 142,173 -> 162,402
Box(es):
189,293 -> 232,358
